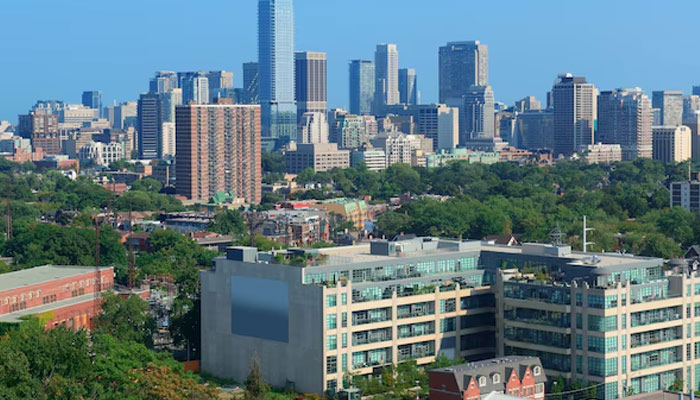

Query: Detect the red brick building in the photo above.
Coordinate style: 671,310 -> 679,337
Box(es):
175,102 -> 262,204
428,357 -> 546,400
0,265 -> 114,330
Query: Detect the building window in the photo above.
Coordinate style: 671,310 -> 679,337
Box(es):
327,378 -> 337,393
533,366 -> 541,376
326,314 -> 337,330
492,373 -> 501,384
479,376 -> 487,387
327,335 -> 337,350
326,356 -> 337,374
326,295 -> 337,307
341,293 -> 347,305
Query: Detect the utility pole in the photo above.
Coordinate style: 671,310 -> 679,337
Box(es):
93,219 -> 102,319
5,200 -> 12,240
582,215 -> 594,252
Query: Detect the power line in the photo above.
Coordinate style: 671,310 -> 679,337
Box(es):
544,380 -> 610,398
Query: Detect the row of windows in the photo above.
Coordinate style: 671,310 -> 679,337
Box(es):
3,276 -> 102,308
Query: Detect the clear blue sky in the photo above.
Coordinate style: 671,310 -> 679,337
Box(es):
1,0 -> 699,122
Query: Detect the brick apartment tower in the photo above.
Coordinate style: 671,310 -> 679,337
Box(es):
175,99 -> 262,203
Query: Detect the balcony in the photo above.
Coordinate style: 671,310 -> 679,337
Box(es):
398,329 -> 435,339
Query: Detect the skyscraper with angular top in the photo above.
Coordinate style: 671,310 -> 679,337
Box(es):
258,0 -> 296,140
399,68 -> 418,105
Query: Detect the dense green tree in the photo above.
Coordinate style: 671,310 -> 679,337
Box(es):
93,292 -> 157,348
2,223 -> 126,268
207,209 -> 246,236
130,178 -> 163,193
262,151 -> 285,174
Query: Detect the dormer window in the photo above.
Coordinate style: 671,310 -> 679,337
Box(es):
492,373 -> 501,384
479,376 -> 487,387
533,366 -> 541,376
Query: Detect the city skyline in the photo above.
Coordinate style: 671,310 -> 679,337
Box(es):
2,0 -> 700,122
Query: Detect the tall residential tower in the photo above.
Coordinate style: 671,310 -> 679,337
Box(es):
374,43 -> 399,115
597,88 -> 653,160
551,74 -> 597,156
295,51 -> 327,122
349,60 -> 375,115
258,0 -> 297,140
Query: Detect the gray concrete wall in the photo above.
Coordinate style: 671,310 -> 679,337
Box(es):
201,257 -> 325,393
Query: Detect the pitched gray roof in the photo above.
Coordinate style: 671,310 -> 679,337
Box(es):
430,356 -> 546,394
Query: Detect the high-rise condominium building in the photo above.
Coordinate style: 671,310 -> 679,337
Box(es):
374,43 -> 400,115
335,114 -> 369,150
652,90 -> 683,127
18,110 -> 60,155
150,71 -> 178,94
349,60 -> 375,115
202,235 -> 695,399
298,112 -> 329,144
295,51 -> 327,121
438,41 -> 488,105
175,101 -> 261,203
137,92 -> 162,159
513,110 -> 554,150
161,89 -> 183,124
111,101 -> 138,130
514,96 -> 542,113
462,86 -> 495,141
81,91 -> 101,110
399,68 -> 418,105
180,72 -> 210,105
242,62 -> 259,104
552,74 -> 597,156
384,104 -> 458,152
413,104 -> 459,151
207,70 -> 234,91
258,0 -> 296,140
652,125 -> 691,164
597,88 -> 652,161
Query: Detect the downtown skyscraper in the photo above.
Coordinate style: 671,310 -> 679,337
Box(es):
399,68 -> 418,105
258,0 -> 296,140
349,60 -> 374,115
551,74 -> 597,156
652,90 -> 683,127
597,88 -> 653,160
81,91 -> 101,111
374,43 -> 399,115
295,51 -> 327,120
462,85 -> 495,141
438,41 -> 488,105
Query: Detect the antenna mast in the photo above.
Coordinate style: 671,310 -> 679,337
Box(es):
5,200 -> 11,240
583,215 -> 595,252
